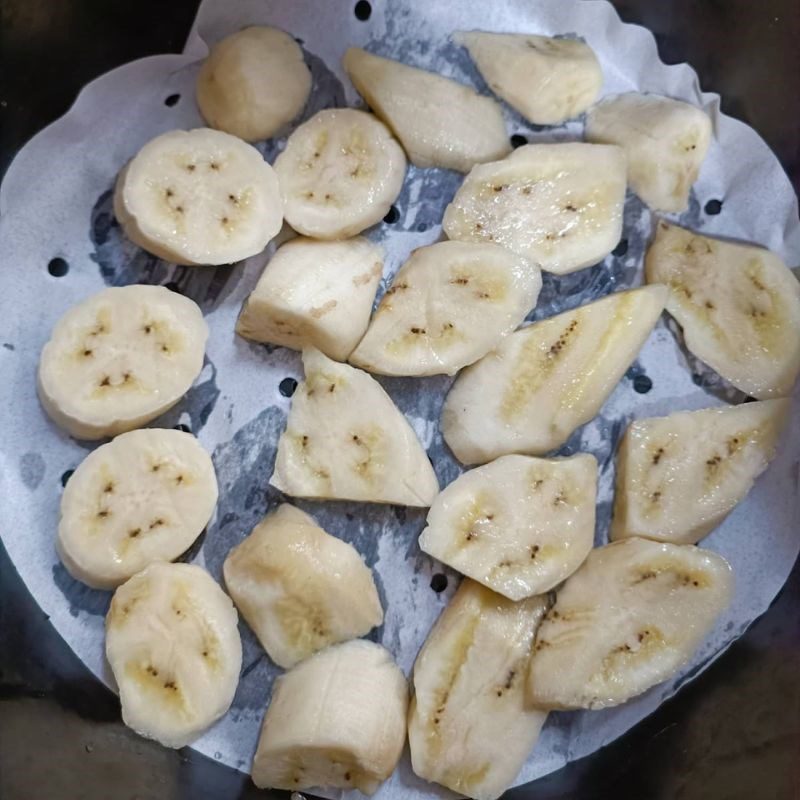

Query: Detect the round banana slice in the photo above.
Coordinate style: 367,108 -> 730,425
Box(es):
106,562 -> 242,748
196,26 -> 311,142
38,285 -> 207,440
274,108 -> 406,240
58,429 -> 218,590
114,128 -> 283,265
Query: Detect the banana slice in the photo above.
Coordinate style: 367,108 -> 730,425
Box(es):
586,93 -> 712,213
442,143 -> 627,274
646,221 -> 800,398
612,399 -> 789,545
342,47 -> 510,173
38,285 -> 207,440
526,538 -> 733,710
442,285 -> 667,465
196,26 -> 311,142
455,31 -> 602,125
114,128 -> 283,265
420,454 -> 597,600
106,562 -> 242,748
270,347 -> 439,505
408,580 -> 548,800
252,640 -> 408,795
349,241 -> 542,376
237,236 -> 383,361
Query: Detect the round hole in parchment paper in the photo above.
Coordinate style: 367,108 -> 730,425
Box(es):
164,94 -> 181,107
430,573 -> 448,593
383,205 -> 399,224
704,198 -> 723,215
48,257 -> 69,277
510,134 -> 528,149
279,377 -> 298,398
354,0 -> 372,20
633,374 -> 653,394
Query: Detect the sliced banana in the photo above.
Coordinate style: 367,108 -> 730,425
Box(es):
114,128 -> 283,265
455,31 -> 602,125
586,92 -> 712,213
646,221 -> 800,398
38,285 -> 207,440
526,537 -> 733,710
442,142 -> 627,274
349,241 -> 542,376
105,562 -> 242,748
252,640 -> 408,795
420,454 -> 597,600
442,285 -> 667,465
342,47 -> 510,173
408,580 -> 548,800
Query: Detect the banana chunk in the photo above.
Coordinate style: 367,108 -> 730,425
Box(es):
442,142 -> 626,274
646,221 -> 800,398
270,347 -> 439,506
237,236 -> 383,361
342,47 -> 510,172
586,93 -> 712,213
408,580 -> 548,800
526,538 -> 733,710
455,31 -> 602,125
106,562 -> 242,748
442,285 -> 667,465
38,285 -> 207,440
196,26 -> 311,142
274,108 -> 406,239
252,640 -> 408,795
420,454 -> 597,600
114,128 -> 283,265
350,241 -> 542,376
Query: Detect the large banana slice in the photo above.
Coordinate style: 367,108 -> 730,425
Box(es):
106,562 -> 242,748
114,128 -> 283,265
420,454 -> 597,600
408,580 -> 548,800
455,31 -> 602,125
526,538 -> 733,710
442,285 -> 667,465
270,347 -> 439,505
646,221 -> 800,398
342,47 -> 510,173
274,108 -> 406,239
586,93 -> 712,213
349,241 -> 542,376
38,285 -> 207,440
442,143 -> 626,274
252,640 -> 408,795
237,236 -> 383,361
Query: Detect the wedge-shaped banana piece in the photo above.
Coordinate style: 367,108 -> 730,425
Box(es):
106,562 -> 242,748
646,221 -> 800,398
252,640 -> 408,795
114,128 -> 283,265
274,108 -> 406,239
342,47 -> 510,173
38,286 -> 207,440
442,143 -> 626,274
237,236 -> 383,361
586,93 -> 712,213
409,580 -> 548,800
527,538 -> 733,710
270,348 -> 439,505
350,241 -> 542,376
442,285 -> 667,465
455,31 -> 602,125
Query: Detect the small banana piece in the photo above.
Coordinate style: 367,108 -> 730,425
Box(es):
270,347 -> 439,506
442,285 -> 667,465
38,285 -> 207,440
442,142 -> 626,274
252,640 -> 408,795
586,92 -> 712,213
105,562 -> 242,748
408,580 -> 548,800
646,221 -> 800,398
349,241 -> 542,376
342,47 -> 510,173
